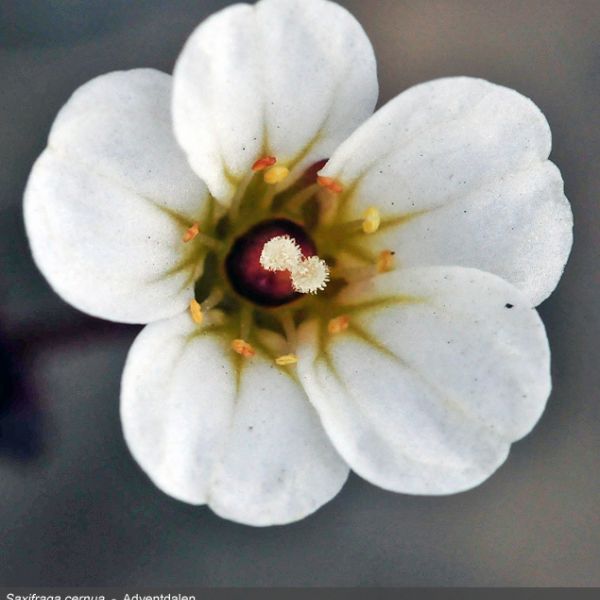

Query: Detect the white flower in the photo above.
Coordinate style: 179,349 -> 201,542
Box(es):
23,0 -> 573,526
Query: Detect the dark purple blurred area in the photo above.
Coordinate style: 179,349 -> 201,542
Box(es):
0,0 -> 599,587
0,330 -> 42,460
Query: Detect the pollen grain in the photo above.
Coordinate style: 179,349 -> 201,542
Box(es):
328,315 -> 350,335
189,298 -> 203,325
317,176 -> 343,194
231,338 -> 256,358
252,156 -> 277,171
275,354 -> 298,366
362,207 -> 381,234
377,249 -> 395,273
182,222 -> 200,243
264,166 -> 290,184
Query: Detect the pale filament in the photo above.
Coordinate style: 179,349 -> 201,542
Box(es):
331,249 -> 396,283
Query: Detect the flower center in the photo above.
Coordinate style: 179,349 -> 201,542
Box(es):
182,158 -> 394,366
225,218 -> 318,307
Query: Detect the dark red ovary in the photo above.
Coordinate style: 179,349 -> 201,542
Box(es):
225,219 -> 317,307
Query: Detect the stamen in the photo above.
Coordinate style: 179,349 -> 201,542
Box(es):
189,298 -> 203,325
181,228 -> 223,251
328,315 -> 350,335
201,288 -> 224,311
240,305 -> 253,340
252,156 -> 277,171
275,354 -> 298,366
330,263 -> 376,283
284,183 -> 319,213
182,223 -> 200,243
317,176 -> 343,194
264,166 -> 290,184
280,310 -> 298,352
328,250 -> 391,283
231,339 -> 256,358
291,256 -> 330,294
377,249 -> 395,273
260,235 -> 302,272
362,207 -> 381,234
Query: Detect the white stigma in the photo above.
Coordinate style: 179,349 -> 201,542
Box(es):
259,235 -> 329,294
291,256 -> 330,294
260,235 -> 302,271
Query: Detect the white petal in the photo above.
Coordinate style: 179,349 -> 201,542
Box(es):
121,314 -> 348,526
172,0 -> 378,204
297,267 -> 551,495
24,69 -> 210,324
363,162 -> 572,306
322,77 -> 572,305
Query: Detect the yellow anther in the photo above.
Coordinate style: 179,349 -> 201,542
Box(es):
264,166 -> 289,184
377,249 -> 396,273
328,315 -> 350,335
275,354 -> 298,366
231,339 -> 256,358
182,222 -> 200,243
362,207 -> 381,234
189,298 -> 203,325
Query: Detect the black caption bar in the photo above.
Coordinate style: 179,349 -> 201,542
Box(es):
1,589 -> 600,600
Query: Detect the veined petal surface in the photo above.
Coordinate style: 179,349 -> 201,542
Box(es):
24,69 -> 210,324
297,267 -> 551,495
321,77 -> 572,306
121,314 -> 349,526
172,0 -> 378,204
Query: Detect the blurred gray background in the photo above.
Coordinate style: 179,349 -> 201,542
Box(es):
0,0 -> 599,587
